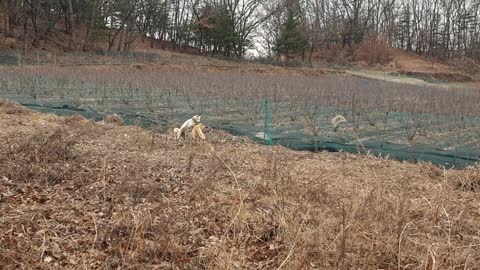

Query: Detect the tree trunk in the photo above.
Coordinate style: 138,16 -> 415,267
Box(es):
150,30 -> 155,48
23,10 -> 27,53
309,44 -> 314,63
67,0 -> 75,49
7,1 -> 17,38
117,29 -> 124,51
123,30 -> 130,52
3,14 -> 7,37
108,23 -> 124,51
83,0 -> 99,51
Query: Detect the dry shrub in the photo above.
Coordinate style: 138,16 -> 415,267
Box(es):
18,128 -> 78,163
0,99 -> 31,115
104,114 -> 124,126
0,37 -> 16,49
6,37 -> 16,49
311,44 -> 351,64
354,33 -> 392,65
447,57 -> 480,75
63,114 -> 91,127
455,168 -> 480,192
2,128 -> 78,184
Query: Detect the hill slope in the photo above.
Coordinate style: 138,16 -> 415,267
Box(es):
1,100 -> 480,269
1,25 -> 478,84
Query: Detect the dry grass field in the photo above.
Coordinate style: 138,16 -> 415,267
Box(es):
1,100 -> 480,269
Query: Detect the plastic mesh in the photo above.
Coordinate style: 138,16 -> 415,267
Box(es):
1,70 -> 479,168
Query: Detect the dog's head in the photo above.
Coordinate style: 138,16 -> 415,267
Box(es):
194,123 -> 210,133
192,115 -> 201,123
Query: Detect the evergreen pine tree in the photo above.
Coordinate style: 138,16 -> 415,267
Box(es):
275,1 -> 308,61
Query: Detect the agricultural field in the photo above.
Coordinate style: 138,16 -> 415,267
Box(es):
1,64 -> 479,167
0,57 -> 480,269
2,0 -> 480,267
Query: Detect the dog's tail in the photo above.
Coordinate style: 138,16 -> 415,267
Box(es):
173,127 -> 182,140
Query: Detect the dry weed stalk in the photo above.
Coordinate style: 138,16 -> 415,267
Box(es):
331,114 -> 368,154
397,222 -> 410,270
99,158 -> 108,202
91,213 -> 98,252
206,143 -> 245,260
425,248 -> 436,270
276,207 -> 310,270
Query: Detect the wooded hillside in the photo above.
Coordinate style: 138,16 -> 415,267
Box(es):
1,0 -> 480,62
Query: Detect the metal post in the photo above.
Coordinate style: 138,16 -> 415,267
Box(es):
264,99 -> 273,145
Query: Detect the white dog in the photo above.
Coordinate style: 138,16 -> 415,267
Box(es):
173,115 -> 201,140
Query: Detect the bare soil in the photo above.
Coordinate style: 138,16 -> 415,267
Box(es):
1,100 -> 480,269
398,70 -> 473,82
383,49 -> 477,83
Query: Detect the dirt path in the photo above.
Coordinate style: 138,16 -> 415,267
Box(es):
346,69 -> 480,89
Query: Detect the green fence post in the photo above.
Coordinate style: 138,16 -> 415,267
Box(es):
16,49 -> 21,66
264,99 -> 273,145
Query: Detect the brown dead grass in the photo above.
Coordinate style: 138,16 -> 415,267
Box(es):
353,33 -> 392,65
0,99 -> 31,114
104,114 -> 124,126
398,70 -> 473,82
351,48 -> 478,83
1,100 -> 480,269
0,37 -> 17,50
384,49 -> 476,82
